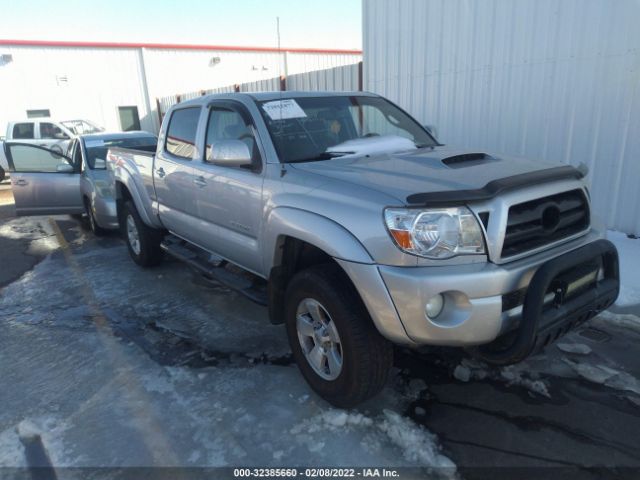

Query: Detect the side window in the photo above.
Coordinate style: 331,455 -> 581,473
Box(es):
165,108 -> 200,160
40,122 -> 69,140
12,123 -> 35,139
205,106 -> 259,165
7,145 -> 72,173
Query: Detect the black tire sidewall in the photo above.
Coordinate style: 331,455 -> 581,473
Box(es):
284,265 -> 391,407
123,200 -> 163,267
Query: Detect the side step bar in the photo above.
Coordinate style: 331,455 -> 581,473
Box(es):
160,235 -> 268,306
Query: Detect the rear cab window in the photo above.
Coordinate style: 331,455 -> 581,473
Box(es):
39,122 -> 69,140
165,107 -> 200,160
12,123 -> 35,139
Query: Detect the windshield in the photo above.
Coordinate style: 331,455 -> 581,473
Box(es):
258,95 -> 436,163
84,136 -> 157,169
62,120 -> 104,135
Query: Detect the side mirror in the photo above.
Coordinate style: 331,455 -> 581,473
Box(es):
56,163 -> 74,173
54,132 -> 70,140
209,140 -> 252,167
424,125 -> 438,140
94,158 -> 106,169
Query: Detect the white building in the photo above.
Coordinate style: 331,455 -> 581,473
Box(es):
0,39 -> 361,135
364,0 -> 640,235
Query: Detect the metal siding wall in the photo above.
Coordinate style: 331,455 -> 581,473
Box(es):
364,0 -> 640,235
157,63 -> 361,113
0,46 -> 153,134
0,44 -> 360,137
287,63 -> 360,91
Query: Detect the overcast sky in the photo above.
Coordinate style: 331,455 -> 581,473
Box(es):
0,0 -> 362,50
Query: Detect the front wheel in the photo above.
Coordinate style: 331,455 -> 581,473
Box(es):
284,264 -> 393,408
122,200 -> 164,267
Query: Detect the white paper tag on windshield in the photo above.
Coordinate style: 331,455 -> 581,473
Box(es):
262,99 -> 307,121
85,139 -> 105,148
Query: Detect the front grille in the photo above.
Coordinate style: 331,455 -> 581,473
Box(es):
502,189 -> 590,258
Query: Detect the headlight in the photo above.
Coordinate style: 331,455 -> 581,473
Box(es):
384,207 -> 486,259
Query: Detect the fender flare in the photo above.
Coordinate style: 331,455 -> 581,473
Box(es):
114,169 -> 162,229
263,206 -> 373,272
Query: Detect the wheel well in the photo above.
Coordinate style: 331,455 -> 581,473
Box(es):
268,236 -> 345,325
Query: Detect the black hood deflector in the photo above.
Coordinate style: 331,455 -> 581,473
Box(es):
406,165 -> 585,206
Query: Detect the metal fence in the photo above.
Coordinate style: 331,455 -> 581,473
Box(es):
156,62 -> 362,122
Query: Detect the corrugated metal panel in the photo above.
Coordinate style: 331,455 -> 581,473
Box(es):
239,77 -> 281,92
364,0 -> 640,235
287,63 -> 360,91
157,62 -> 362,117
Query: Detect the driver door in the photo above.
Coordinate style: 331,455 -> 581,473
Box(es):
4,142 -> 83,216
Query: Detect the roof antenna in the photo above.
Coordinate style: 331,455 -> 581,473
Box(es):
277,16 -> 287,177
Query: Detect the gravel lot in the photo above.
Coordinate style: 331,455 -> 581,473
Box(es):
1,190 -> 639,479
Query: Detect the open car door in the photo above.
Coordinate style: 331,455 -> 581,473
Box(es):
4,142 -> 83,216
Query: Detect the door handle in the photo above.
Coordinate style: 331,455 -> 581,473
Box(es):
15,179 -> 28,186
193,176 -> 207,187
156,167 -> 166,178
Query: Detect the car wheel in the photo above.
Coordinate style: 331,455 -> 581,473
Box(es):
0,166 -> 5,183
284,264 -> 393,408
84,198 -> 107,236
122,200 -> 164,267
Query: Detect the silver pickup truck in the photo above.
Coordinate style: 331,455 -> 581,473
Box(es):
108,91 -> 619,407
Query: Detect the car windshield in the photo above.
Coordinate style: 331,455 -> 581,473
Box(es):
258,95 -> 436,163
84,136 -> 157,169
62,120 -> 104,135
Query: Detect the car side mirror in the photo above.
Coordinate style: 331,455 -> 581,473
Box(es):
424,125 -> 438,140
209,140 -> 252,167
54,132 -> 70,140
94,158 -> 106,169
56,163 -> 74,173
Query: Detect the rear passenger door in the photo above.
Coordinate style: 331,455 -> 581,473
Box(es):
191,101 -> 265,275
153,107 -> 200,236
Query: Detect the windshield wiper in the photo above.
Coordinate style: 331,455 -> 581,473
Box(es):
286,151 -> 353,163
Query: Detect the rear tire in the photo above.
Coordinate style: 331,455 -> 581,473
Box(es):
84,198 -> 107,236
122,200 -> 164,267
284,264 -> 393,408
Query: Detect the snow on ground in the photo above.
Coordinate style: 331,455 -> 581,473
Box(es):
607,230 -> 640,307
2,216 -> 640,473
451,318 -> 640,403
0,220 -> 456,475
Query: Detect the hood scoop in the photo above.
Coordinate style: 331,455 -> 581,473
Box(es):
442,153 -> 498,169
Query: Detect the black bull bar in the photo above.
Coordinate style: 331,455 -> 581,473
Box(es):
477,239 -> 620,365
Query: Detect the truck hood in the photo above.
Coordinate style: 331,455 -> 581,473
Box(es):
289,146 -> 561,205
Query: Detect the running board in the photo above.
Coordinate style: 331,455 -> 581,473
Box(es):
160,235 -> 268,306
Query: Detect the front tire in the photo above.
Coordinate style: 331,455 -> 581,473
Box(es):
122,200 -> 164,267
284,264 -> 393,408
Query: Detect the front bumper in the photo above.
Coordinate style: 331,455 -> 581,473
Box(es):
342,230 -> 618,348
